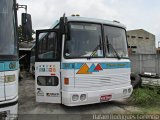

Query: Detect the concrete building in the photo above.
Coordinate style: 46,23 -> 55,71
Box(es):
127,29 -> 156,54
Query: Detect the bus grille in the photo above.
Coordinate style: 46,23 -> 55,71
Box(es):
74,74 -> 130,88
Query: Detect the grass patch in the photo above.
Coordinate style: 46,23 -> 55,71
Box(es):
128,87 -> 160,106
128,87 -> 160,114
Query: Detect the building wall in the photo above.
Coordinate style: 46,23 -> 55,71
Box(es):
127,29 -> 156,54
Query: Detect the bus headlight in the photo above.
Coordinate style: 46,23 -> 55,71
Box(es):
123,89 -> 127,94
72,94 -> 79,101
5,75 -> 16,83
80,94 -> 86,101
128,88 -> 132,93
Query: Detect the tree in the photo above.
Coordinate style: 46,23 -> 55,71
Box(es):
18,25 -> 35,42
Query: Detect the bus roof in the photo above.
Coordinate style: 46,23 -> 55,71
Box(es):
49,20 -> 59,29
67,16 -> 126,29
49,16 -> 126,29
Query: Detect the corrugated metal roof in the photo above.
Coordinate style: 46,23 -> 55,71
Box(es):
19,41 -> 34,50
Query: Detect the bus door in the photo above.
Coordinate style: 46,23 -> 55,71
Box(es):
0,63 -> 5,101
35,29 -> 61,103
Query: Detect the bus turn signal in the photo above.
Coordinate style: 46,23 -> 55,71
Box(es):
64,78 -> 69,85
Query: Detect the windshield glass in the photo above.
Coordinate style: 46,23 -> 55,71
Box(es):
104,26 -> 128,58
0,0 -> 17,55
64,23 -> 103,58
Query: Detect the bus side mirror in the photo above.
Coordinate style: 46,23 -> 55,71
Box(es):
22,13 -> 32,40
59,17 -> 68,34
60,17 -> 71,41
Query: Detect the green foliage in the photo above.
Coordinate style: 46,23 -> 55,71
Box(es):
18,25 -> 35,42
129,87 -> 160,106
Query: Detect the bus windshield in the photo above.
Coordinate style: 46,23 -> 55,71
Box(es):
64,23 -> 103,58
64,22 -> 128,59
104,26 -> 128,58
0,0 -> 17,56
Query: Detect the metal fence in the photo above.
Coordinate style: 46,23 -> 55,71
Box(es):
129,54 -> 160,75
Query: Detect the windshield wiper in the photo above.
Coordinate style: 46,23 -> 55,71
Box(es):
106,36 -> 121,60
89,44 -> 100,57
87,36 -> 102,59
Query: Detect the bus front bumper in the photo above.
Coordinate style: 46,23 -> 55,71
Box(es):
62,85 -> 133,106
0,96 -> 18,119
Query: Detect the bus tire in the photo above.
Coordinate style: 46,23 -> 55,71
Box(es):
130,73 -> 142,89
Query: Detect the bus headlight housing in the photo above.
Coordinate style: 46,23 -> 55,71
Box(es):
128,88 -> 132,93
72,94 -> 79,101
5,75 -> 16,83
123,89 -> 127,94
80,94 -> 86,101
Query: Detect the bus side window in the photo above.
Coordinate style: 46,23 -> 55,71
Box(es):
37,76 -> 59,86
38,41 -> 42,54
47,32 -> 57,59
38,31 -> 58,60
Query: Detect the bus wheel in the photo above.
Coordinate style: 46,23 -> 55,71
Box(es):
130,73 -> 142,89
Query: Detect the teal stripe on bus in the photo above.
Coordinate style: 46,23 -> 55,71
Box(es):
0,61 -> 19,71
62,62 -> 130,70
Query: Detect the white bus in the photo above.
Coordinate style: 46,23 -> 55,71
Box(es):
0,0 -> 19,117
0,0 -> 32,118
35,15 -> 133,106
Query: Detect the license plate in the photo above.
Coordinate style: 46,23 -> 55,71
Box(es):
100,95 -> 112,102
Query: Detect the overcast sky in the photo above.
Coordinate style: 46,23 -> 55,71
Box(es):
17,0 -> 160,46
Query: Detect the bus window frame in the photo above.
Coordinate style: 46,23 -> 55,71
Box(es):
63,21 -> 105,59
63,21 -> 129,60
35,29 -> 61,62
0,0 -> 18,61
102,24 -> 129,59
